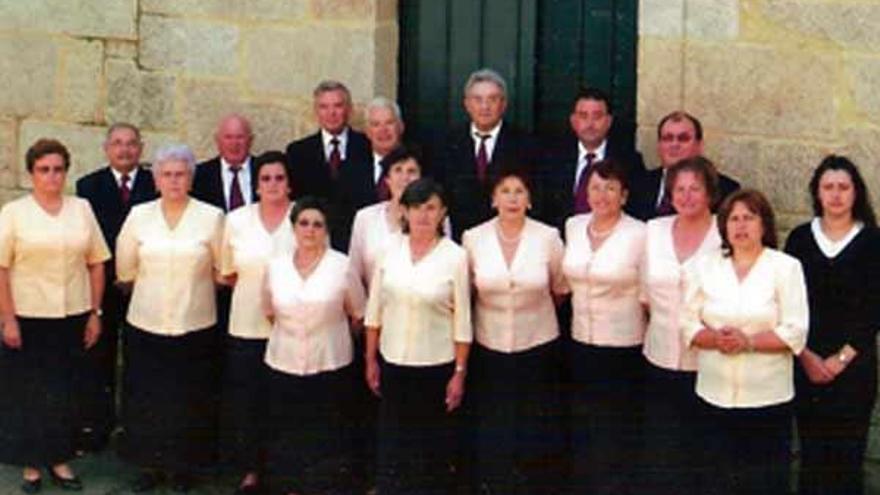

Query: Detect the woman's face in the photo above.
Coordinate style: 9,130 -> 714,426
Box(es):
155,160 -> 192,202
725,201 -> 764,253
257,162 -> 290,204
293,208 -> 327,250
587,173 -> 626,218
385,158 -> 421,200
404,194 -> 446,239
30,153 -> 67,196
671,170 -> 711,219
817,169 -> 856,220
492,175 -> 530,222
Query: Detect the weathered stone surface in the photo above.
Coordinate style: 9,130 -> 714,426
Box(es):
376,0 -> 397,22
243,25 -> 376,101
0,36 -> 58,118
839,127 -> 880,206
140,15 -> 240,76
756,140 -> 829,215
0,118 -> 18,189
0,0 -> 136,39
106,40 -> 138,59
19,120 -> 107,189
685,0 -> 738,40
137,130 -> 181,168
141,0 -> 307,22
106,59 -> 177,131
639,0 -> 683,38
637,38 -> 684,126
311,0 -> 377,21
706,134 -> 762,190
762,1 -> 880,52
58,40 -> 103,122
373,22 -> 399,99
844,54 -> 880,127
683,44 -> 835,139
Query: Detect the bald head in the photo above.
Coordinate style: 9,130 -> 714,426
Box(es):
214,114 -> 253,165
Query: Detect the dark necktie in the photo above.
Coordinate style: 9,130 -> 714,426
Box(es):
656,191 -> 675,216
375,159 -> 390,201
475,133 -> 490,183
573,152 -> 596,214
328,137 -> 342,179
119,173 -> 131,205
229,165 -> 244,211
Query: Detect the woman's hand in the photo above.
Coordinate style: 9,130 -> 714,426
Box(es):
2,318 -> 21,349
84,313 -> 101,349
717,326 -> 749,354
800,349 -> 834,384
365,356 -> 381,398
445,371 -> 466,412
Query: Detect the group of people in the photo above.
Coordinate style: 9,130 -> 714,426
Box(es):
0,67 -> 875,495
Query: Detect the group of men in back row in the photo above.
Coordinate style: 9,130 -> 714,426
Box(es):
72,68 -> 741,449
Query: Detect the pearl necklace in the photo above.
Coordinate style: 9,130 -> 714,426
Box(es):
295,249 -> 324,276
588,220 -> 616,238
496,223 -> 523,244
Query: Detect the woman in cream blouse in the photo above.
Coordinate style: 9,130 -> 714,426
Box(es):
364,178 -> 472,494
683,189 -> 808,494
641,157 -> 722,495
0,139 -> 110,492
261,196 -> 365,495
115,144 -> 224,492
462,169 -> 568,494
562,159 -> 646,495
218,150 -> 294,494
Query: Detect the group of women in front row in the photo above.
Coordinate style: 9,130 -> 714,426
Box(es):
0,137 -> 876,495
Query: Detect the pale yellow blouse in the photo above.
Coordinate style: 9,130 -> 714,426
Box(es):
221,203 -> 295,339
0,195 -> 110,318
682,248 -> 809,408
263,250 -> 365,375
365,235 -> 472,366
563,213 -> 647,347
116,199 -> 224,336
642,215 -> 721,371
463,217 -> 568,353
348,201 -> 401,288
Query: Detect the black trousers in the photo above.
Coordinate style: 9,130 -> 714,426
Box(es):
217,336 -> 268,473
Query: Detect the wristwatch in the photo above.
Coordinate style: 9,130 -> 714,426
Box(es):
91,308 -> 104,317
837,352 -> 849,364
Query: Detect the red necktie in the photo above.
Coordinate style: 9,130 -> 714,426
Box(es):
119,173 -> 131,205
573,152 -> 596,214
656,191 -> 675,216
475,133 -> 490,183
328,137 -> 342,179
229,166 -> 244,211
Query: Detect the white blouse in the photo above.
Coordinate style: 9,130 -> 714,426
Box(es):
563,213 -> 647,347
463,217 -> 568,353
364,235 -> 472,366
348,201 -> 401,288
221,203 -> 295,340
263,249 -> 366,376
682,248 -> 809,409
642,215 -> 722,371
116,199 -> 224,335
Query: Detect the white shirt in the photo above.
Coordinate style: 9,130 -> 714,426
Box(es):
463,217 -> 568,353
372,152 -> 384,184
221,203 -> 296,339
348,202 -> 402,289
263,249 -> 365,376
682,248 -> 809,408
470,121 -> 503,162
809,217 -> 863,258
321,127 -> 349,161
110,166 -> 139,189
563,213 -> 647,347
364,236 -> 473,366
655,168 -> 669,208
642,215 -> 722,371
221,157 -> 253,208
574,140 -> 608,191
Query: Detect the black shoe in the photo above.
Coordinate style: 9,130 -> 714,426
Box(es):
130,472 -> 160,493
20,478 -> 41,494
48,469 -> 82,491
233,483 -> 260,495
170,473 -> 193,493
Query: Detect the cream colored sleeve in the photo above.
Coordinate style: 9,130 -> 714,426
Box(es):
83,201 -> 111,265
548,229 -> 570,296
115,208 -> 140,283
0,203 -> 15,269
220,216 -> 236,277
344,261 -> 367,320
451,250 -> 473,344
364,261 -> 384,329
772,256 -> 809,355
680,260 -> 707,346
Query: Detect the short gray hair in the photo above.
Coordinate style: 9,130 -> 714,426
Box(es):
153,144 -> 196,176
365,96 -> 402,122
105,122 -> 141,143
313,80 -> 352,105
464,68 -> 507,98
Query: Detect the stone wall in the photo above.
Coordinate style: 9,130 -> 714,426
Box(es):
637,0 -> 880,459
0,0 -> 397,200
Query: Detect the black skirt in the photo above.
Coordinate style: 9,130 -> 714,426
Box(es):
265,363 -> 354,494
217,336 -> 268,472
0,313 -> 88,466
118,323 -> 219,472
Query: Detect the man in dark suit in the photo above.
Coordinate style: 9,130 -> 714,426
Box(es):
75,122 -> 158,452
191,114 -> 258,212
629,111 -> 740,221
538,86 -> 646,233
363,96 -> 406,200
434,68 -> 537,240
286,80 -> 372,252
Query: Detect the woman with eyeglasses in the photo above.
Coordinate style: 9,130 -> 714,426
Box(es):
262,196 -> 365,495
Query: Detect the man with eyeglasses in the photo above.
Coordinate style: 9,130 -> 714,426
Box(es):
629,111 -> 739,220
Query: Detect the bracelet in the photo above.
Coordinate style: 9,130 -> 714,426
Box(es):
454,364 -> 467,374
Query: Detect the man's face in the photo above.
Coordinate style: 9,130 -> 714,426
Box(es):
215,117 -> 253,166
569,98 -> 612,150
464,81 -> 507,132
658,118 -> 703,168
315,90 -> 351,135
365,106 -> 404,156
103,127 -> 142,173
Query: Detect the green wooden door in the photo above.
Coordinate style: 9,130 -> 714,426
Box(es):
399,0 -> 638,144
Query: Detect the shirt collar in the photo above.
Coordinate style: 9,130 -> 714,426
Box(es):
577,139 -> 607,163
321,127 -> 349,148
109,165 -> 139,185
470,121 -> 503,141
221,156 -> 251,173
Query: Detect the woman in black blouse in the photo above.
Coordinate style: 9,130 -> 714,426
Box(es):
784,155 -> 880,495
